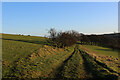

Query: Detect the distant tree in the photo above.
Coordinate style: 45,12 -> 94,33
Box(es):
48,28 -> 57,41
81,35 -> 90,45
28,35 -> 30,36
107,37 -> 118,50
59,32 -> 77,47
48,28 -> 57,46
48,28 -> 78,48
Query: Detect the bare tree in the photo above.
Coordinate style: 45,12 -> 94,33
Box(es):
48,28 -> 78,48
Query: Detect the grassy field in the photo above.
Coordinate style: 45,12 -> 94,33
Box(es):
2,34 -> 120,79
2,34 -> 43,77
2,34 -> 75,78
81,45 -> 120,74
82,45 -> 119,58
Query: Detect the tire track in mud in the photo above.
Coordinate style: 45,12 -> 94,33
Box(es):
94,58 -> 120,75
53,45 -> 87,79
79,49 -> 119,80
79,45 -> 120,76
47,48 -> 75,78
53,47 -> 76,78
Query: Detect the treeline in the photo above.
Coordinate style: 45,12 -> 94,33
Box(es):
48,28 -> 120,50
80,34 -> 120,50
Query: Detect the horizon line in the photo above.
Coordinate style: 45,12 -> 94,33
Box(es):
1,32 -> 119,37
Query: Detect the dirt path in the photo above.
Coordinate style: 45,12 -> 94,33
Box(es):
53,46 -> 77,78
50,45 -> 118,79
51,45 -> 87,79
48,47 -> 75,78
80,45 -> 120,76
78,48 -> 119,80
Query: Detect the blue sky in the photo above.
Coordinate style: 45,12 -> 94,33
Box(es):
2,2 -> 118,36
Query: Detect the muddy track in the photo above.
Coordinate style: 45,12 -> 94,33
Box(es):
52,45 -> 87,79
54,47 -> 76,78
94,58 -> 120,75
53,44 -> 119,79
47,48 -> 75,78
78,49 -> 118,80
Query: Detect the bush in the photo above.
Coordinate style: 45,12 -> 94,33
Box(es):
48,28 -> 78,48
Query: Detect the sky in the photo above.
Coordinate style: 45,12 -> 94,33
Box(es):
1,0 -> 119,2
2,2 -> 118,36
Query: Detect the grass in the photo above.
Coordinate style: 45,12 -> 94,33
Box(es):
2,34 -> 47,41
2,34 -> 75,78
82,45 -> 119,58
80,49 -> 118,80
2,34 -> 48,45
58,47 -> 87,79
81,45 -> 120,75
13,46 -> 74,78
2,40 -> 42,63
2,37 -> 42,77
2,34 -> 119,79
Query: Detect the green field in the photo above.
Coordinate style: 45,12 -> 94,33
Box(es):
81,45 -> 119,74
2,34 -> 120,79
82,45 -> 119,58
